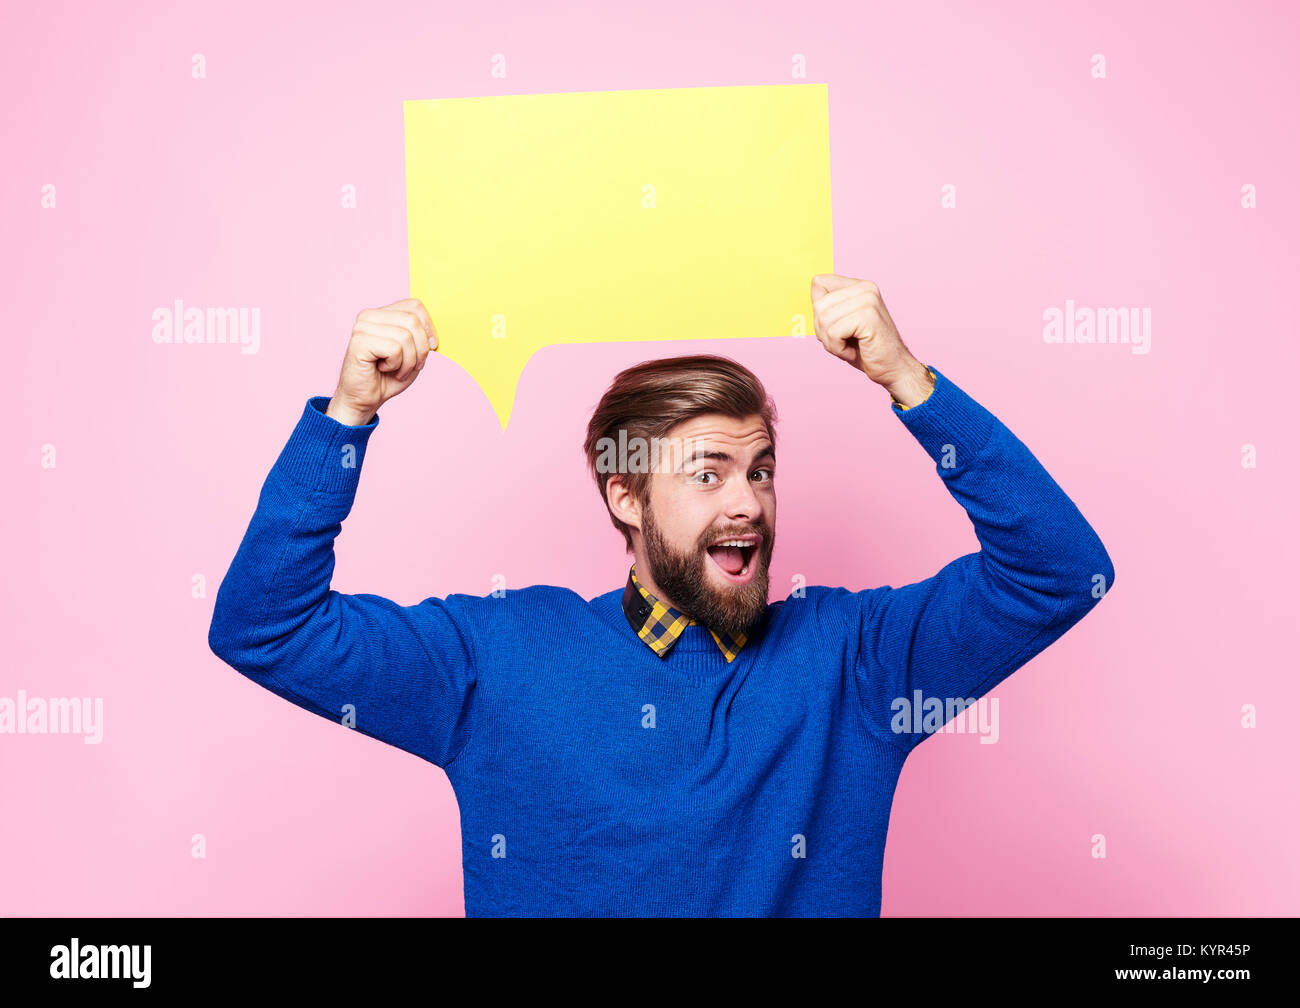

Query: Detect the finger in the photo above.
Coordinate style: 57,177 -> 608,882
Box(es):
816,322 -> 851,360
820,292 -> 877,329
389,325 -> 420,382
812,273 -> 858,291
391,298 -> 439,353
362,309 -> 427,373
827,314 -> 861,346
361,307 -> 426,342
813,290 -> 863,340
811,274 -> 859,298
414,303 -> 438,355
814,281 -> 878,318
397,303 -> 431,372
353,323 -> 408,374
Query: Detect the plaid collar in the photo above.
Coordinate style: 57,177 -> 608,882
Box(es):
620,562 -> 748,662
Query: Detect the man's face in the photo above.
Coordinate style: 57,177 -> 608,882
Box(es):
634,412 -> 776,641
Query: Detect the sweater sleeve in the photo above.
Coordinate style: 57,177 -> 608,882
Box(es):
848,366 -> 1115,754
207,396 -> 481,768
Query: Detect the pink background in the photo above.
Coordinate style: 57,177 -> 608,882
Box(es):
3,0 -> 1297,916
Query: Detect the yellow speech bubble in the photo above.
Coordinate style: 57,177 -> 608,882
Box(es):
404,83 -> 833,430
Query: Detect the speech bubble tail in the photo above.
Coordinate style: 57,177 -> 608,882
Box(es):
492,396 -> 514,433
476,356 -> 527,434
426,334 -> 529,433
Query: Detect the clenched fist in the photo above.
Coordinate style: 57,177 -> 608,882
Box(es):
326,298 -> 438,426
810,275 -> 933,407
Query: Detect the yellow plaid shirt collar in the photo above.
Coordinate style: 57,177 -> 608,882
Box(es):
620,562 -> 748,663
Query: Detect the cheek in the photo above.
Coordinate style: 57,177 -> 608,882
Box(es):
662,495 -> 712,549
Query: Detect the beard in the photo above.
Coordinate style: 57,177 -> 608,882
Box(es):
640,496 -> 774,642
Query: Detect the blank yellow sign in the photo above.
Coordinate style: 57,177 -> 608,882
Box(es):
404,83 -> 833,430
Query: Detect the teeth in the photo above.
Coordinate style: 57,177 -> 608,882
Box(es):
713,539 -> 756,548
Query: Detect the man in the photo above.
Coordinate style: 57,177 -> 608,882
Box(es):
208,275 -> 1114,917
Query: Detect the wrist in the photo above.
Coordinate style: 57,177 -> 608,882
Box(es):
883,358 -> 935,409
325,395 -> 376,427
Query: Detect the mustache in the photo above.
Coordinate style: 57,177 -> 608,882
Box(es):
697,526 -> 772,547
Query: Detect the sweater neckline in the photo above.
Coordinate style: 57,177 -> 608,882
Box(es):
588,587 -> 774,682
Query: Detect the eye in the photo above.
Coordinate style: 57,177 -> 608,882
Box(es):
690,471 -> 719,485
751,468 -> 773,483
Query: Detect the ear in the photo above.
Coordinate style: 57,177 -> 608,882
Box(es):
606,475 -> 643,533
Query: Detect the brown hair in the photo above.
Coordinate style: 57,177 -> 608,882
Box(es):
583,354 -> 779,553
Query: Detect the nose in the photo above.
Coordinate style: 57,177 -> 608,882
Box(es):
722,474 -> 763,522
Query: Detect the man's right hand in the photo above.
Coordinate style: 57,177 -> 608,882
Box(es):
326,298 -> 438,426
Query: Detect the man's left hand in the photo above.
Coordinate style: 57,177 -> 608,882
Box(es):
810,274 -> 933,406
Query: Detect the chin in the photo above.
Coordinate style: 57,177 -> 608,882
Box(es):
702,557 -> 770,632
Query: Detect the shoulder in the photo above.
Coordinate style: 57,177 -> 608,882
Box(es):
775,583 -> 884,636
441,583 -> 585,612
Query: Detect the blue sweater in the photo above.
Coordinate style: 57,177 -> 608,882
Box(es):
208,365 -> 1114,917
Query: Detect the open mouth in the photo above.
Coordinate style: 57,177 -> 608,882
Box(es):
705,540 -> 759,584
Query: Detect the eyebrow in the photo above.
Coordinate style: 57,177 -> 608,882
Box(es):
682,445 -> 776,467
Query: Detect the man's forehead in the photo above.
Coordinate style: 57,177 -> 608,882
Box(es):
667,413 -> 769,443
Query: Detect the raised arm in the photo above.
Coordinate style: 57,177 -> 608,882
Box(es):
808,276 -> 1114,753
207,300 -> 483,768
852,366 -> 1112,751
